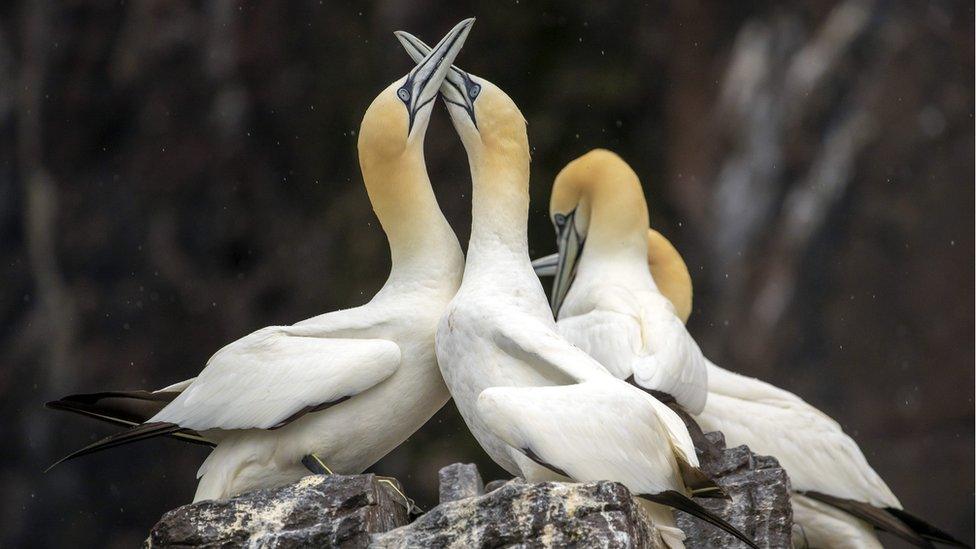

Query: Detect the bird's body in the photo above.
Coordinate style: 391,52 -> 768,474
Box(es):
184,278 -> 458,500
537,150 -> 708,415
392,35 -> 757,547
533,149 -> 967,548
48,20 -> 473,503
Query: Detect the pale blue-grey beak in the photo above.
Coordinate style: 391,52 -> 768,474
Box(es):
395,29 -> 481,128
549,211 -> 584,316
399,18 -> 474,136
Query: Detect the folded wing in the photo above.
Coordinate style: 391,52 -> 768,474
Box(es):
152,325 -> 402,431
696,377 -> 899,509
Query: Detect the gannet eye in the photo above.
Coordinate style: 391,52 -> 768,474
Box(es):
397,88 -> 411,103
468,84 -> 481,99
554,213 -> 567,227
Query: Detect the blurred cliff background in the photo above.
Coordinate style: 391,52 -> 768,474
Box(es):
1,1 -> 972,546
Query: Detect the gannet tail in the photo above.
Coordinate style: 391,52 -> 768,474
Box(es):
804,491 -> 969,548
639,490 -> 760,549
46,421 -> 182,472
46,391 -> 213,447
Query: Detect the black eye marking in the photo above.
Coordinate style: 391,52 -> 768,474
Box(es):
397,87 -> 411,103
554,213 -> 567,227
468,83 -> 481,99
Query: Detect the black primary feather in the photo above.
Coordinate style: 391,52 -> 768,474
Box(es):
803,491 -> 948,548
640,489 -> 760,548
884,507 -> 971,547
46,422 -> 182,472
47,391 -> 213,447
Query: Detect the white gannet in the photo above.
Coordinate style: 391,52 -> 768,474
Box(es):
47,19 -> 474,504
532,150 -> 968,548
528,149 -> 714,460
395,33 -> 758,549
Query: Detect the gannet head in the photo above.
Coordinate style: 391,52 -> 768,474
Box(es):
358,18 -> 473,164
394,31 -> 529,171
646,228 -> 693,323
546,149 -> 651,315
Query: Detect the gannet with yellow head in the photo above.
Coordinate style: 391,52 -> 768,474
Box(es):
533,151 -> 969,549
395,33 -> 758,549
46,19 -> 473,504
532,150 -> 709,423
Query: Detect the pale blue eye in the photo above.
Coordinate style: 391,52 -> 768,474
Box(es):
468,84 -> 481,99
397,88 -> 411,102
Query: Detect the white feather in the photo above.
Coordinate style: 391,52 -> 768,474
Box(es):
696,361 -> 900,509
477,381 -> 686,496
559,282 -> 708,414
151,325 -> 401,430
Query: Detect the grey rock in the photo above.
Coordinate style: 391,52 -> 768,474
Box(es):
676,431 -> 794,548
372,479 -> 662,548
144,474 -> 408,548
438,463 -> 484,504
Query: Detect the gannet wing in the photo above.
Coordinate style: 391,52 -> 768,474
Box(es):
492,319 -> 703,478
635,308 -> 708,414
477,381 -> 684,494
556,308 -> 708,414
476,383 -> 757,548
696,388 -> 900,508
705,360 -> 836,423
151,325 -> 401,431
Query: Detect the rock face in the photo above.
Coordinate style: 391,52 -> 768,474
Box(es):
144,474 -> 408,548
144,443 -> 792,548
677,432 -> 794,548
372,478 -> 661,548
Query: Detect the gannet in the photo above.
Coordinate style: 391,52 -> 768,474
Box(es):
528,149 -> 714,463
532,150 -> 968,548
46,19 -> 474,504
395,33 -> 758,549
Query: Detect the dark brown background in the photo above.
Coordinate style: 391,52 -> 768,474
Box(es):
1,1 -> 972,547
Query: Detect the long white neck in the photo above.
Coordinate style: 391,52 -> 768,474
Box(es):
462,151 -> 547,303
363,147 -> 464,302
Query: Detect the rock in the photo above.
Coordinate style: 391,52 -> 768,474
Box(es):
372,478 -> 661,548
438,463 -> 484,504
144,474 -> 409,548
144,450 -> 791,549
676,431 -> 794,548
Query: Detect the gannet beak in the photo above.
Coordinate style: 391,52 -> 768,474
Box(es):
395,28 -> 480,128
399,18 -> 474,137
530,253 -> 559,277
550,211 -> 584,316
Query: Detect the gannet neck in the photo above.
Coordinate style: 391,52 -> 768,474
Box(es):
463,138 -> 535,288
646,229 -> 693,323
360,143 -> 463,292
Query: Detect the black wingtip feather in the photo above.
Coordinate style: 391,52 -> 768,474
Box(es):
794,493 -> 970,549
45,422 -> 181,473
885,507 -> 972,548
640,490 -> 760,549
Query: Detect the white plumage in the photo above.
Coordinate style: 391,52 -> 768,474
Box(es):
532,149 -> 966,547
697,361 -> 900,509
389,40 -> 757,546
49,19 -> 475,504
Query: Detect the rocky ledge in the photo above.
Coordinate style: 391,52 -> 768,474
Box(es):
145,434 -> 792,548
